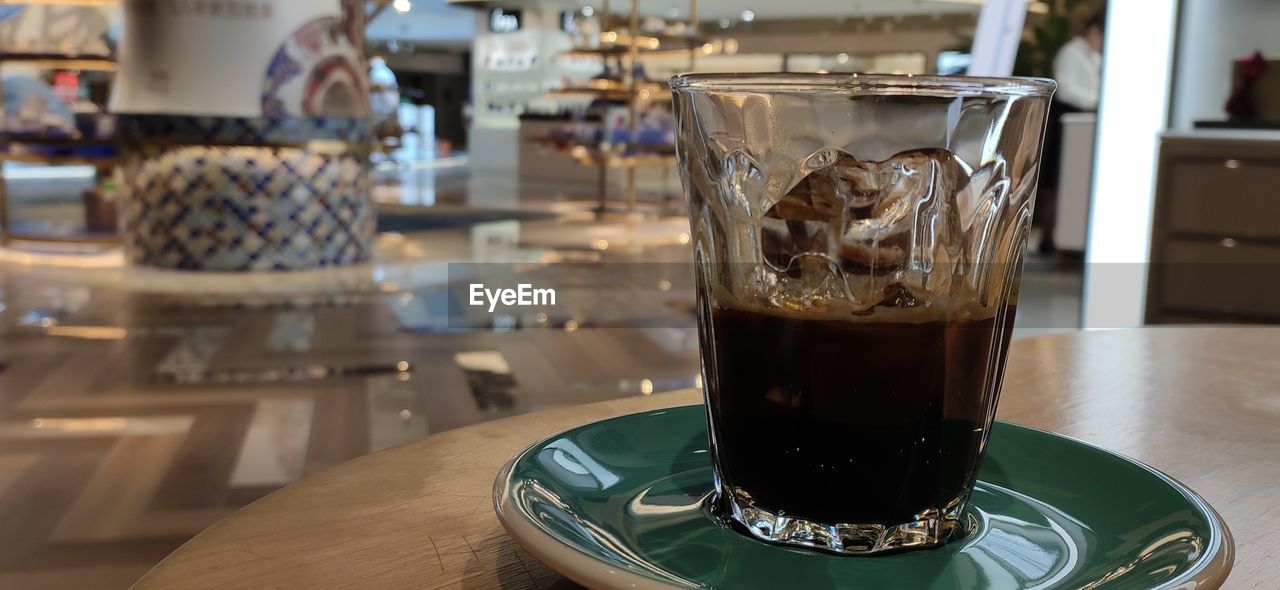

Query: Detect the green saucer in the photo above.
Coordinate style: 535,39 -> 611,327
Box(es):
495,406 -> 1233,589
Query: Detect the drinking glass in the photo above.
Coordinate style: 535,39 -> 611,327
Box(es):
669,74 -> 1055,554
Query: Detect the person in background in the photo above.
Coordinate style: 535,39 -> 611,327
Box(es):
1037,9 -> 1105,254
1054,10 -> 1104,111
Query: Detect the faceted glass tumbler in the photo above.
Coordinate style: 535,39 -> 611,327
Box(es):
670,74 -> 1055,555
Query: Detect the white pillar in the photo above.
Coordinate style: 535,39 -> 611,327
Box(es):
1082,0 -> 1179,328
968,0 -> 1029,77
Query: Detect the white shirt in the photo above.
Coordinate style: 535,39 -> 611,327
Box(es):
1053,36 -> 1102,110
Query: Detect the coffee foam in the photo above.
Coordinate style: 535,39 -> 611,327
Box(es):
710,282 -> 1003,324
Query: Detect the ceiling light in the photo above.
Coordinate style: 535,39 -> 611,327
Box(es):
392,0 -> 411,14
582,5 -> 594,16
718,18 -> 731,29
741,10 -> 755,23
836,52 -> 849,63
668,6 -> 679,18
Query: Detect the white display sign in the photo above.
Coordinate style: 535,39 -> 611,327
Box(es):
111,0 -> 370,118
968,0 -> 1029,77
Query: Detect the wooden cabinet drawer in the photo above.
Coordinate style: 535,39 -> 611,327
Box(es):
1157,239 -> 1280,318
1167,157 -> 1280,239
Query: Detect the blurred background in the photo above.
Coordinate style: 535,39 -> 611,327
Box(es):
0,0 -> 1277,587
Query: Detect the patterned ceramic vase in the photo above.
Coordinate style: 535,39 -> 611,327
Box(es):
113,0 -> 375,271
120,145 -> 373,270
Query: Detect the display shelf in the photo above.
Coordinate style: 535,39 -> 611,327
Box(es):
0,46 -> 120,245
2,150 -> 117,166
540,0 -> 697,220
0,52 -> 116,71
116,137 -> 375,154
545,88 -> 632,102
545,82 -> 670,102
4,231 -> 118,245
0,134 -> 116,146
1194,120 -> 1280,130
559,146 -> 676,168
1,0 -> 118,5
561,32 -> 703,58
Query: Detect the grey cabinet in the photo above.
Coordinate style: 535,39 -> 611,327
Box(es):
1147,134 -> 1280,323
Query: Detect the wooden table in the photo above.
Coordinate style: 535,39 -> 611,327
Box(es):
133,328 -> 1280,589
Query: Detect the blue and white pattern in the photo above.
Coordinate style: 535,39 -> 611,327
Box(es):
120,146 -> 375,271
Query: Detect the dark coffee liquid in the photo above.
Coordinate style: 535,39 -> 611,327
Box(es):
704,306 -> 1015,526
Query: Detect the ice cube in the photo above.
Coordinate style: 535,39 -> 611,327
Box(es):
756,147 -> 978,311
837,148 -> 970,273
724,149 -> 766,218
766,254 -> 853,312
760,164 -> 845,275
747,147 -> 977,310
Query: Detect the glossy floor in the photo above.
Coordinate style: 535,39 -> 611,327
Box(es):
0,166 -> 1082,588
